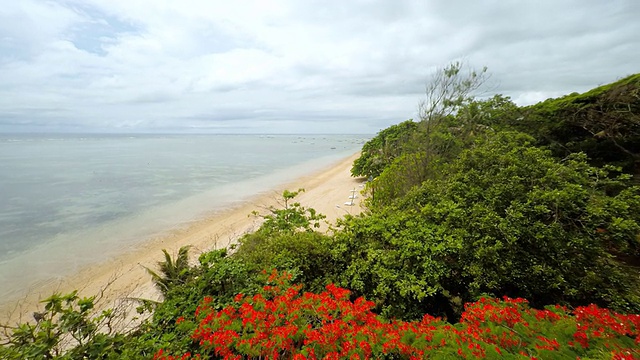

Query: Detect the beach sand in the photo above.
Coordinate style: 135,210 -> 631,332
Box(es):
0,152 -> 365,326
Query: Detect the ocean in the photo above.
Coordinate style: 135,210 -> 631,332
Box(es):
0,134 -> 368,301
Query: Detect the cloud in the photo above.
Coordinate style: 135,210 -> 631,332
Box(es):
0,0 -> 638,133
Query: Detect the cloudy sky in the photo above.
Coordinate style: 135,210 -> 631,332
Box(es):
1,0 -> 638,134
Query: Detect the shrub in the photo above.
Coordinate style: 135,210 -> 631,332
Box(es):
154,272 -> 640,360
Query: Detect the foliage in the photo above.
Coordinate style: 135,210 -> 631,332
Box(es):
331,208 -> 461,320
351,120 -> 418,179
155,273 -> 640,360
402,131 -> 640,306
112,190 -> 334,358
145,246 -> 193,294
365,151 -> 432,208
365,123 -> 467,209
252,189 -> 326,235
418,61 -> 488,124
358,65 -> 506,208
334,131 -> 640,321
352,62 -> 490,182
461,94 -> 522,129
0,292 -> 130,359
518,73 -> 640,172
134,249 -> 261,357
235,189 -> 337,292
236,231 -> 336,292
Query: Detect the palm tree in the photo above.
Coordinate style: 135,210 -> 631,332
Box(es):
144,246 -> 192,294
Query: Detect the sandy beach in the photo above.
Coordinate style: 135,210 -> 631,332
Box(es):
0,152 -> 365,326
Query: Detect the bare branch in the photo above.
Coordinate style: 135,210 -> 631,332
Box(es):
418,61 -> 489,125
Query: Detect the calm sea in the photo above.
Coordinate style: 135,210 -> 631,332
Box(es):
0,134 -> 368,300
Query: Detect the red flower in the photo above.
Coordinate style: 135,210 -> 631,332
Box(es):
159,270 -> 640,360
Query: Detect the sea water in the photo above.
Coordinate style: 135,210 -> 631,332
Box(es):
0,134 -> 368,301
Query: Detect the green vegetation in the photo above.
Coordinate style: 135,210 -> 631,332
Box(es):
0,292 -> 131,359
2,65 -> 640,359
144,246 -> 192,295
514,74 -> 640,173
351,119 -> 418,179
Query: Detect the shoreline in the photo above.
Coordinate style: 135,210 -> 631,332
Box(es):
1,152 -> 365,325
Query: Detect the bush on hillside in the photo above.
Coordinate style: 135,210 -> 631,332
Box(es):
154,273 -> 640,360
334,132 -> 640,320
351,120 -> 419,179
517,74 -> 640,173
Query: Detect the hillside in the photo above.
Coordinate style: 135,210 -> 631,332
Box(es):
517,74 -> 640,174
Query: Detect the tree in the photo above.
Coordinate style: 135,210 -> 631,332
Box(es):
518,73 -> 640,173
402,132 -> 640,311
418,61 -> 488,125
354,63 -> 492,208
336,131 -> 640,320
145,246 -> 192,295
350,120 -> 418,179
0,292 -> 132,359
251,189 -> 326,235
238,189 -> 334,291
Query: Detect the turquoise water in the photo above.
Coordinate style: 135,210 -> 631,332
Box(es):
0,134 -> 368,300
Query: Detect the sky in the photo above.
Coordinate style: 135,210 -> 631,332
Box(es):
0,0 -> 638,134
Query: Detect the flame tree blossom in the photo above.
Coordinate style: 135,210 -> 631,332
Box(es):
155,271 -> 640,360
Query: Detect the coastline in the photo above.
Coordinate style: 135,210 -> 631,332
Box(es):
0,152 -> 365,325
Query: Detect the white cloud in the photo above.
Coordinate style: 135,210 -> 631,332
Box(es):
0,0 -> 638,133
0,1 -> 83,56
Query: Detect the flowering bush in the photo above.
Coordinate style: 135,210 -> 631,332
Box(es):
155,271 -> 640,360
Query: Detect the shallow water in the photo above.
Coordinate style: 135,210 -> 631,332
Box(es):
0,134 -> 368,300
